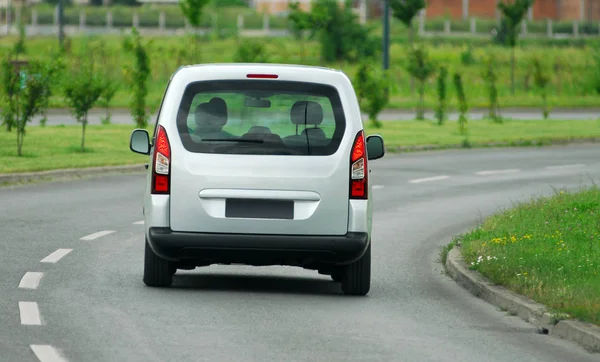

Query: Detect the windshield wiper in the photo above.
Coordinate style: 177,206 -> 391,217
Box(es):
201,138 -> 264,143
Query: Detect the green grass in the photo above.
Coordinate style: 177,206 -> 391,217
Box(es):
0,124 -> 153,174
1,118 -> 599,174
457,187 -> 600,325
372,118 -> 600,148
1,34 -> 600,112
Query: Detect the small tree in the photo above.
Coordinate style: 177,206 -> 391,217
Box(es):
288,0 -> 378,63
0,55 -> 19,132
123,28 -> 152,128
435,66 -> 447,125
453,73 -> 469,142
405,45 -> 435,120
63,57 -> 105,152
99,77 -> 119,125
390,0 -> 426,47
482,54 -> 500,123
532,57 -> 551,119
496,0 -> 535,95
591,50 -> 600,95
1,59 -> 52,156
234,40 -> 271,63
288,2 -> 313,62
355,63 -> 390,129
179,0 -> 211,55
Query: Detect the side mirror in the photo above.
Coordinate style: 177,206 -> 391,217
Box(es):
130,129 -> 151,155
366,135 -> 385,161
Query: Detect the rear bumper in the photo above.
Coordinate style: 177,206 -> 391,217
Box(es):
147,227 -> 369,267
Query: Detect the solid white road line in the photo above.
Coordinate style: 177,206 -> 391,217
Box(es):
19,302 -> 42,325
19,272 -> 44,290
475,169 -> 521,176
30,345 -> 67,362
545,163 -> 586,170
80,230 -> 115,241
408,175 -> 450,184
372,185 -> 384,190
40,249 -> 72,264
133,220 -> 144,225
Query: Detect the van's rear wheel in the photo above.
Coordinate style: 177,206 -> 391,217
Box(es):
331,270 -> 342,282
340,242 -> 371,296
143,238 -> 173,287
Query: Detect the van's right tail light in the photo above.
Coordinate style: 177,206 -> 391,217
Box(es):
151,125 -> 171,195
349,130 -> 368,199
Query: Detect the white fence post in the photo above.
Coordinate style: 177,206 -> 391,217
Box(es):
159,11 -> 165,32
79,10 -> 85,30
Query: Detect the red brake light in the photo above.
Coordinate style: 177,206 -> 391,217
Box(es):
350,131 -> 368,199
156,126 -> 170,158
351,132 -> 365,162
152,126 -> 171,195
246,74 -> 279,79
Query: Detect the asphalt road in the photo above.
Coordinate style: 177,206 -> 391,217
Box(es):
28,107 -> 600,127
1,145 -> 600,362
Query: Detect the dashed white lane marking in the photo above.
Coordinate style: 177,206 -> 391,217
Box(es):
19,272 -> 44,290
19,302 -> 42,325
40,249 -> 72,264
133,220 -> 144,225
30,345 -> 67,362
408,175 -> 450,184
80,230 -> 115,241
372,185 -> 384,190
475,169 -> 521,176
545,163 -> 586,170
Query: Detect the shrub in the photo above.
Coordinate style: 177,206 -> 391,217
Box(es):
63,54 -> 105,152
123,28 -> 152,128
288,0 -> 378,63
1,58 -> 53,156
234,40 -> 270,63
435,66 -> 448,125
532,57 -> 551,119
453,72 -> 468,138
482,54 -> 500,122
354,63 -> 390,129
405,44 -> 435,120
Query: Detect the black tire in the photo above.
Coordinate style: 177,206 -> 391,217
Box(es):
331,270 -> 343,282
143,238 -> 173,287
340,242 -> 371,296
169,264 -> 177,275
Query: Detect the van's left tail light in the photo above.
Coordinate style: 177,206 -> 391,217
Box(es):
152,125 -> 171,195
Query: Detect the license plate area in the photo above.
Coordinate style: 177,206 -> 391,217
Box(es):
225,198 -> 294,220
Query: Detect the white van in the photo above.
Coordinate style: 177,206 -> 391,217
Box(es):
130,63 -> 385,295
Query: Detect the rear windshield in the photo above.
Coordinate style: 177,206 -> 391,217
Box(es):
175,80 -> 346,156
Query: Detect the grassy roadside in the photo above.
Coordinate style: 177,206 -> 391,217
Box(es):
1,119 -> 599,174
2,35 -> 600,110
454,187 -> 600,325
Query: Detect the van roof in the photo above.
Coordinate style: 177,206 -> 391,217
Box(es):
178,63 -> 343,73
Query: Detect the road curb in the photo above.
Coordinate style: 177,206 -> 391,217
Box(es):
445,247 -> 600,354
0,164 -> 147,185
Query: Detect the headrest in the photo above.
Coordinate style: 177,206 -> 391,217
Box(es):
195,97 -> 227,128
248,126 -> 271,134
290,101 -> 323,126
301,128 -> 326,139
